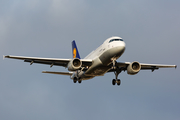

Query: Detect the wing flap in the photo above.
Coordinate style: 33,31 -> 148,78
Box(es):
24,59 -> 68,67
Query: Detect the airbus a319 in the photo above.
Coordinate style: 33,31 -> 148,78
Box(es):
4,36 -> 177,86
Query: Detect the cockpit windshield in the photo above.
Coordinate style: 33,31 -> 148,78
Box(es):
109,39 -> 123,43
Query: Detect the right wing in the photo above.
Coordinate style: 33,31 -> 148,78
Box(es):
4,55 -> 92,68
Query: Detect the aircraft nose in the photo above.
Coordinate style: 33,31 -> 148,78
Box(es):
119,41 -> 126,51
112,41 -> 126,58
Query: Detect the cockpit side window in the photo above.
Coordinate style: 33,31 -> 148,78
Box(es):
109,39 -> 123,43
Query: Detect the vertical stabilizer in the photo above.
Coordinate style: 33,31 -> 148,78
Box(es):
72,40 -> 81,59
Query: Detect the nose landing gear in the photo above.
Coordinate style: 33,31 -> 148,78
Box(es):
73,77 -> 82,84
112,79 -> 121,86
111,59 -> 122,86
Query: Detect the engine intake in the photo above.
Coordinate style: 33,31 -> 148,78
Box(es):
127,61 -> 141,75
68,58 -> 82,71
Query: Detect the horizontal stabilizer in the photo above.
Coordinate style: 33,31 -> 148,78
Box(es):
42,71 -> 73,76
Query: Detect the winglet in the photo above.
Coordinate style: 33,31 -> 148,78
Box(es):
3,55 -> 8,59
3,55 -> 10,59
72,40 -> 81,59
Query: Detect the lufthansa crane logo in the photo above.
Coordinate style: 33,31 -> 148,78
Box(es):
73,48 -> 77,58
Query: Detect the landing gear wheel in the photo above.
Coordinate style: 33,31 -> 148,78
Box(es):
73,80 -> 77,83
112,79 -> 116,85
117,79 -> 121,86
73,78 -> 77,83
78,80 -> 82,84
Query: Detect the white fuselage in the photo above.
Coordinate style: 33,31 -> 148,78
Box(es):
72,36 -> 126,80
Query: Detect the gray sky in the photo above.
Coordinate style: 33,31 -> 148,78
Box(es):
1,0 -> 180,120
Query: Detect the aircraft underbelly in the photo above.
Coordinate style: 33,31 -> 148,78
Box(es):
85,65 -> 110,76
84,56 -> 110,76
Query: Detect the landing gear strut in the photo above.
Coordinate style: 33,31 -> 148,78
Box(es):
111,58 -> 117,70
111,59 -> 122,86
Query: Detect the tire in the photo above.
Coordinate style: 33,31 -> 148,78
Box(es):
117,79 -> 121,86
73,78 -> 77,83
112,79 -> 116,85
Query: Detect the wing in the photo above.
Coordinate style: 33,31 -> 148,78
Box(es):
140,63 -> 177,69
42,71 -> 74,75
4,55 -> 92,68
109,61 -> 177,72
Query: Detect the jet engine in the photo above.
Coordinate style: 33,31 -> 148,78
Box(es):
67,58 -> 82,71
127,61 -> 141,75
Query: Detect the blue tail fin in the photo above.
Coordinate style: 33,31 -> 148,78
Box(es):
72,40 -> 81,59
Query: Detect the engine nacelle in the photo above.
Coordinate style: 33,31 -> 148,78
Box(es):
67,58 -> 82,71
127,61 -> 141,75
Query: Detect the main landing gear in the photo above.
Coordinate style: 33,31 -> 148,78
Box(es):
73,78 -> 82,84
112,71 -> 121,86
112,79 -> 121,86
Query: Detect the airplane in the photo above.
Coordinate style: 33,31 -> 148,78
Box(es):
4,36 -> 177,86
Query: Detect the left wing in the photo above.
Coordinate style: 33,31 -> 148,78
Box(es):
42,71 -> 74,75
4,55 -> 92,68
140,63 -> 177,69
